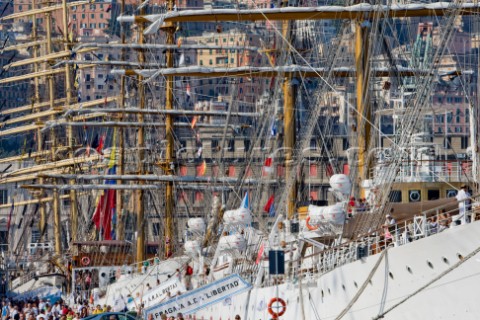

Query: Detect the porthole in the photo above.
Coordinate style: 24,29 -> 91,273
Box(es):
457,253 -> 464,260
427,260 -> 434,269
409,190 -> 421,202
354,281 -> 358,288
406,266 -> 413,274
442,256 -> 449,264
389,272 -> 394,280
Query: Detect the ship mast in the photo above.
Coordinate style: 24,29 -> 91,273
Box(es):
136,4 -> 147,265
355,17 -> 371,197
282,15 -> 296,219
116,0 -> 127,241
162,0 -> 176,258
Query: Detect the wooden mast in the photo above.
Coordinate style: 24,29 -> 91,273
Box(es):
163,0 -> 176,258
281,8 -> 296,219
355,18 -> 371,197
116,0 -> 127,241
136,4 -> 147,267
61,0 -> 78,244
32,0 -> 48,240
44,9 -> 61,254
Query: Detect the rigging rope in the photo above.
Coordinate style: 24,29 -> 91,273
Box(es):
373,243 -> 480,320
334,247 -> 389,320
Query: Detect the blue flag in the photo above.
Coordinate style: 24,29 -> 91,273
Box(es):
270,118 -> 277,136
268,204 -> 276,217
241,192 -> 249,209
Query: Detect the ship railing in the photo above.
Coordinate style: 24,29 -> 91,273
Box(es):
374,159 -> 472,183
293,194 -> 480,281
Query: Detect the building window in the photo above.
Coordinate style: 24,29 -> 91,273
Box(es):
209,59 -> 212,65
97,85 -> 103,89
82,13 -> 85,19
100,13 -> 104,19
211,139 -> 219,152
85,73 -> 91,81
18,5 -> 22,10
228,139 -> 235,151
342,138 -> 349,150
0,190 -> 7,205
461,136 -> 469,149
444,137 -> 451,149
91,13 -> 95,18
152,223 -> 161,236
98,74 -> 103,78
195,192 -> 204,203
199,60 -> 203,65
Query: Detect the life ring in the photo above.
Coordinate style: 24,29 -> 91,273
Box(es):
409,190 -> 420,202
267,297 -> 287,318
305,217 -> 318,231
81,256 -> 91,266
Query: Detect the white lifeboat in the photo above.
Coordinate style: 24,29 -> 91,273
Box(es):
184,240 -> 201,254
329,174 -> 352,196
308,203 -> 345,225
187,218 -> 206,233
223,207 -> 252,225
217,234 -> 246,252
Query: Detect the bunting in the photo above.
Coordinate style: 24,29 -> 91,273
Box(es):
263,195 -> 274,213
255,243 -> 264,265
263,157 -> 274,174
270,117 -> 277,136
241,192 -> 249,209
96,134 -> 105,154
92,131 -> 117,240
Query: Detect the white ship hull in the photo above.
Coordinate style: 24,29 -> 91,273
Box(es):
194,220 -> 480,320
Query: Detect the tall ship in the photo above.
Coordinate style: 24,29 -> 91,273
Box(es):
1,0 -> 480,318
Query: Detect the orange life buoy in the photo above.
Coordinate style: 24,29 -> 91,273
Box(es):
305,216 -> 318,231
267,297 -> 287,318
81,256 -> 91,266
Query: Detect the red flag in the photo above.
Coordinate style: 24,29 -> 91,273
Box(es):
263,157 -> 274,174
92,167 -> 116,240
256,243 -> 264,265
105,4 -> 112,12
263,195 -> 274,213
92,189 -> 115,240
96,134 -> 105,154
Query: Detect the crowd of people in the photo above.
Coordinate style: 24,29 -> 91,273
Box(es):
0,299 -> 212,320
1,299 -> 87,320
